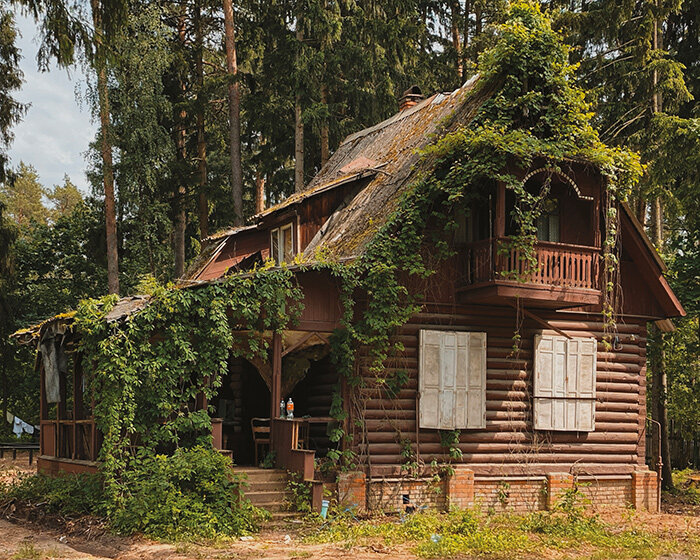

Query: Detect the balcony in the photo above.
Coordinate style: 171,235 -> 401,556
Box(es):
457,238 -> 602,308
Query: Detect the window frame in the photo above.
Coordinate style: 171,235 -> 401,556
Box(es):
533,334 -> 597,432
270,222 -> 294,264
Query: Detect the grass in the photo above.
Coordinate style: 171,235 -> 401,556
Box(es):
669,469 -> 700,505
303,505 -> 698,559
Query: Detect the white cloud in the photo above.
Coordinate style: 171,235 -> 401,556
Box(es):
7,12 -> 97,193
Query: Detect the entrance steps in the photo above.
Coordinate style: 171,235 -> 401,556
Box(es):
235,467 -> 294,514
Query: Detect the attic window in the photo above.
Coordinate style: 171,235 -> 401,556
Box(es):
270,223 -> 294,265
533,334 -> 597,432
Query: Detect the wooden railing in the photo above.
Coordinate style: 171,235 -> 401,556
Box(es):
270,418 -> 315,481
40,419 -> 99,462
462,238 -> 600,290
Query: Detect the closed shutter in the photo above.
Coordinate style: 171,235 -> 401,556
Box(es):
467,332 -> 486,429
533,334 -> 597,432
419,330 -> 486,430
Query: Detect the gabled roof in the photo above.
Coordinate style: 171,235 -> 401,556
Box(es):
300,76 -> 489,260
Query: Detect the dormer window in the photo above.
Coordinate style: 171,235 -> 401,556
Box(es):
270,223 -> 294,264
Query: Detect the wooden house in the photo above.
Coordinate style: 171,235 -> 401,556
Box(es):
16,79 -> 684,514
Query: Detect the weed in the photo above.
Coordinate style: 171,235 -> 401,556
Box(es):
286,473 -> 312,513
11,542 -> 41,560
496,481 -> 510,508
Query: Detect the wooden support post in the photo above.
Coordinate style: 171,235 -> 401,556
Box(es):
495,181 -> 506,238
271,332 -> 282,424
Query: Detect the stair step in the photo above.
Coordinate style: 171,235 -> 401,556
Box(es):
244,480 -> 287,492
246,490 -> 291,504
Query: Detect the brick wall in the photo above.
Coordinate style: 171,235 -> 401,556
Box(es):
351,468 -> 659,514
474,478 -> 547,512
367,476 -> 446,512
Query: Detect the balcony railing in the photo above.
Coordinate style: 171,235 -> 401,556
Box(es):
462,238 -> 600,291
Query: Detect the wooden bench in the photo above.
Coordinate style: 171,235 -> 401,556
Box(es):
0,443 -> 40,465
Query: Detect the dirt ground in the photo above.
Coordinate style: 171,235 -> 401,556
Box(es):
0,456 -> 698,560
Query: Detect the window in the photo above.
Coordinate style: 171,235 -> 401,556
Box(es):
533,335 -> 597,431
270,223 -> 294,264
418,330 -> 486,430
536,198 -> 560,242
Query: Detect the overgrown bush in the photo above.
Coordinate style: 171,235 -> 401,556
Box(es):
109,446 -> 263,540
0,472 -> 105,517
0,447 -> 264,541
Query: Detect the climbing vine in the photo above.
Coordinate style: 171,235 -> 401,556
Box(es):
74,265 -> 302,535
321,1 -> 643,470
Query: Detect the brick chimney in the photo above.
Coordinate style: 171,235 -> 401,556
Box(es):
399,85 -> 424,112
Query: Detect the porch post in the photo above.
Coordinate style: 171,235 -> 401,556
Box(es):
271,332 -> 282,422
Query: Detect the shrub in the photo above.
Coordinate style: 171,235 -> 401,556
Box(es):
109,445 -> 263,540
0,472 -> 105,517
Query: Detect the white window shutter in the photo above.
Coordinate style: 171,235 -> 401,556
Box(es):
534,335 -> 596,432
568,337 -> 596,431
466,331 -> 486,428
419,330 -> 442,429
419,330 -> 486,430
439,332 -> 457,429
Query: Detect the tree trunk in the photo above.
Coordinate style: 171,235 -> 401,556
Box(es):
652,197 -> 663,248
223,0 -> 244,226
194,2 -> 208,240
295,24 -> 304,193
650,5 -> 663,250
463,0 -> 470,53
636,197 -> 646,226
173,10 -> 188,279
91,0 -> 119,295
450,0 -> 462,82
255,170 -> 265,214
320,82 -> 330,166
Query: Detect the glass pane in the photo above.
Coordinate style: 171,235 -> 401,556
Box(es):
548,214 -> 560,242
271,229 -> 279,264
283,226 -> 294,262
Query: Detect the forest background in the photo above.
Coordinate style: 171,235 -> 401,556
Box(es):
0,0 -> 697,480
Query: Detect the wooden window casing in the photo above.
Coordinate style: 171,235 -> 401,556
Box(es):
533,334 -> 597,432
419,330 -> 486,430
270,223 -> 294,264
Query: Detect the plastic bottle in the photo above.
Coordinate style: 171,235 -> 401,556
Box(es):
286,398 -> 294,419
280,400 -> 286,418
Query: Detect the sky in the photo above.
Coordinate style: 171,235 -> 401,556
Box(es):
7,12 -> 96,193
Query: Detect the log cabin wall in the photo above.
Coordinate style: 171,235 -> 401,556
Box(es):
351,303 -> 652,512
352,304 -> 647,478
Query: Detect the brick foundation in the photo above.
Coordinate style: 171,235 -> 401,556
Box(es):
475,477 -> 547,512
632,469 -> 659,512
546,472 -> 573,510
349,468 -> 659,514
337,471 -> 367,513
444,466 -> 474,510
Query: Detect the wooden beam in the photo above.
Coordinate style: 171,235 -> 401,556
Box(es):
508,301 -> 572,339
281,331 -> 329,358
271,332 -> 282,422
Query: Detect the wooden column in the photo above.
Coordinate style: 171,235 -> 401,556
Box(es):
495,181 -> 506,238
270,332 -> 282,422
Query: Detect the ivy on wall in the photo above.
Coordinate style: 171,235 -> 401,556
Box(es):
74,266 -> 302,532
